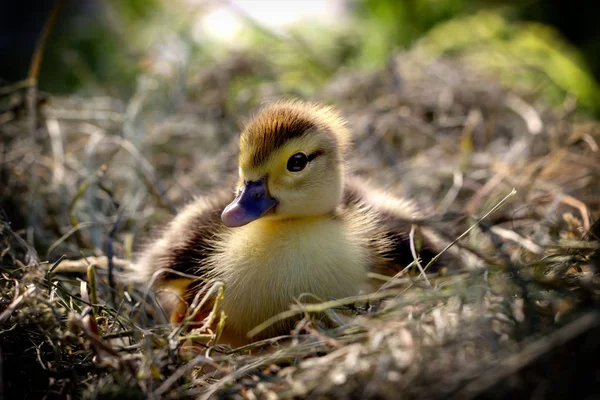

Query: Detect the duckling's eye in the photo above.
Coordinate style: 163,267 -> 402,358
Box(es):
286,153 -> 309,172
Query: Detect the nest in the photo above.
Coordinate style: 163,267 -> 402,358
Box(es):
1,48 -> 599,399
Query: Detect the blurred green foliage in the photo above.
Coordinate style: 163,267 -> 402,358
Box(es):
38,0 -> 163,96
416,11 -> 600,114
347,0 -> 600,115
29,0 -> 600,116
352,0 -> 475,66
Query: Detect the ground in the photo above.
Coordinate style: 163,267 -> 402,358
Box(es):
1,48 -> 599,399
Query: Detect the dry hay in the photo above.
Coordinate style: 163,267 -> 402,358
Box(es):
1,49 -> 599,399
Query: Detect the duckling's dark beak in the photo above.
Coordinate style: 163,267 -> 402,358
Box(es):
221,177 -> 277,227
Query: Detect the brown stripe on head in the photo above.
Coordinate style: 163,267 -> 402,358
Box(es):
238,100 -> 350,170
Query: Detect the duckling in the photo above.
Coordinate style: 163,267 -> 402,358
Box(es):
131,99 -> 458,347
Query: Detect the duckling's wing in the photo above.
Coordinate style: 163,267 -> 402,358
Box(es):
342,176 -> 471,276
129,190 -> 234,320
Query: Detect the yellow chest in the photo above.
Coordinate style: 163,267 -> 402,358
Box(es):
207,217 -> 372,338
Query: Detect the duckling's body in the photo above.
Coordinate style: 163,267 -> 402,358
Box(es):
212,213 -> 375,341
131,100 -> 451,347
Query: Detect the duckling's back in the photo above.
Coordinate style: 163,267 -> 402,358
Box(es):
342,175 -> 480,277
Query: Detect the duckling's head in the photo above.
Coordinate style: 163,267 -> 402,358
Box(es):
222,100 -> 351,227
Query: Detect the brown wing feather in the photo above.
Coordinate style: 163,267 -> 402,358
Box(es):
130,190 -> 234,307
341,177 -> 447,277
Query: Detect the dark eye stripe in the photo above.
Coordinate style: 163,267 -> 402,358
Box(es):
307,150 -> 323,162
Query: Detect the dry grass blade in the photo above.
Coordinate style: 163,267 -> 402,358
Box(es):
0,286 -> 36,325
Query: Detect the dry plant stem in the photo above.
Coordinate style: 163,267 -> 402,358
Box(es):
23,0 -> 62,247
46,117 -> 65,184
559,194 -> 591,232
50,256 -> 131,274
464,171 -> 507,214
424,188 -> 517,272
87,264 -> 98,316
47,254 -> 67,275
137,268 -> 208,322
437,170 -> 464,213
409,225 -> 431,287
300,320 -> 344,349
380,188 -> 516,293
0,80 -> 32,96
26,0 -> 62,165
247,288 -> 457,339
489,226 -> 543,254
504,93 -> 543,135
169,281 -> 224,346
106,212 -> 125,305
172,285 -> 225,349
83,133 -> 177,215
221,335 -> 296,355
377,261 -> 417,292
46,222 -> 103,259
200,352 -> 302,400
27,0 -> 62,83
0,286 -> 37,325
44,108 -> 124,122
153,354 -> 229,398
